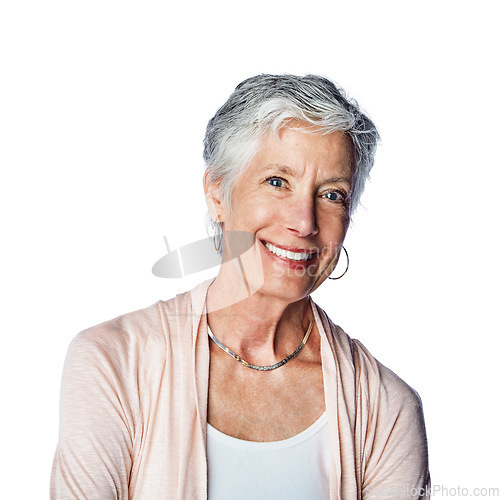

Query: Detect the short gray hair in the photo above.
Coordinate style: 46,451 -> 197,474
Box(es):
203,74 -> 380,241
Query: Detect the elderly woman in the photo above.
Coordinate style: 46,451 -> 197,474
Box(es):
51,74 -> 430,499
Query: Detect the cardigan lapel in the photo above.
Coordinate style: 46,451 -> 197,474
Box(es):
312,300 -> 343,498
312,300 -> 361,499
190,279 -> 213,497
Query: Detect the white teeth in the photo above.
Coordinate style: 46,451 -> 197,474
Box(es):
265,242 -> 313,261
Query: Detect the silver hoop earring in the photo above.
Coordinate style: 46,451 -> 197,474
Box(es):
213,216 -> 222,252
328,246 -> 349,280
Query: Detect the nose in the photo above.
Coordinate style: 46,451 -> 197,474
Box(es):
284,197 -> 319,237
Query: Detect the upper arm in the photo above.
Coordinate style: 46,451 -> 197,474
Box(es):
353,342 -> 430,499
363,382 -> 430,499
51,330 -> 137,500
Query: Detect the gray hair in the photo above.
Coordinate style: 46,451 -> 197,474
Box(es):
203,74 -> 380,242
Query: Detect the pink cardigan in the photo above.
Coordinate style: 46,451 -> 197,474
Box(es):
51,279 -> 430,499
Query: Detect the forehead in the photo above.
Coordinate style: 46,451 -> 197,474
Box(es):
249,126 -> 355,179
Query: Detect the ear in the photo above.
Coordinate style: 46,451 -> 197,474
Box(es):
203,169 -> 226,221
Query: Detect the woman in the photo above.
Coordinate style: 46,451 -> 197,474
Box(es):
51,74 -> 430,499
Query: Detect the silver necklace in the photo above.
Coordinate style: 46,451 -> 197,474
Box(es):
207,320 -> 314,371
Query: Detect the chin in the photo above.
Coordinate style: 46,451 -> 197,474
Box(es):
255,273 -> 316,303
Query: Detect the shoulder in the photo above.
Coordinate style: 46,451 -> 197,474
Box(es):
351,339 -> 422,415
314,302 -> 423,412
64,302 -> 172,392
67,279 -> 211,371
70,302 -> 166,360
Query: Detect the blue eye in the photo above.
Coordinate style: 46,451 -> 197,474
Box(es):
268,177 -> 284,187
324,191 -> 345,203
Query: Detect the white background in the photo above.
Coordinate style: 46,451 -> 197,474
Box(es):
1,0 -> 499,498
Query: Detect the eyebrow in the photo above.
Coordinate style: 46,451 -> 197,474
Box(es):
260,163 -> 351,185
259,164 -> 295,176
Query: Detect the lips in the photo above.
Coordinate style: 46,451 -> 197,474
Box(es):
262,241 -> 317,262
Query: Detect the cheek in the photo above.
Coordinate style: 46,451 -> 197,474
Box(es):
253,202 -> 281,225
320,211 -> 349,240
227,198 -> 280,230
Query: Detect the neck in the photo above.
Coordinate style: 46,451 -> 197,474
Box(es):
206,272 -> 312,365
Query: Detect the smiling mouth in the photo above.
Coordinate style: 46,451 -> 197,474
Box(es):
263,241 -> 316,262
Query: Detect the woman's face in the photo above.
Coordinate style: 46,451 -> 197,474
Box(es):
207,125 -> 355,303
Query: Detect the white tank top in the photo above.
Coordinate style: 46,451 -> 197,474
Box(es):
207,412 -> 331,499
